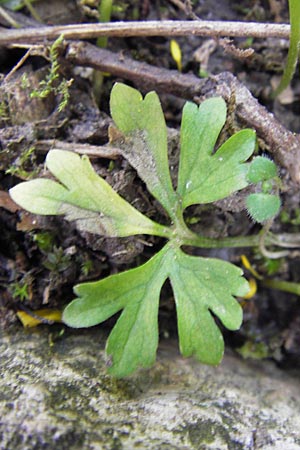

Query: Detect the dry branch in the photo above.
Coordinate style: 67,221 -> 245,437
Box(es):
0,20 -> 290,46
35,140 -> 120,159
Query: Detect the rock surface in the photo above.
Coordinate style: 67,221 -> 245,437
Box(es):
0,326 -> 300,450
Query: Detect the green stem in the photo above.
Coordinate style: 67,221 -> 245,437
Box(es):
93,0 -> 113,104
97,0 -> 113,48
0,6 -> 20,28
23,0 -> 42,23
151,221 -> 262,248
150,215 -> 300,251
262,278 -> 300,297
273,0 -> 300,96
180,232 -> 262,249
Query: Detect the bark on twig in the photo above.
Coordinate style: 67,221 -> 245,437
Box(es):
35,140 -> 120,159
66,41 -> 205,99
0,20 -> 290,46
65,41 -> 300,183
202,73 -> 300,184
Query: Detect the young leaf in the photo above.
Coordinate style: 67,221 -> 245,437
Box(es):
10,149 -> 168,238
246,156 -> 280,223
110,83 -> 178,220
169,247 -> 247,364
177,99 -> 256,208
246,193 -> 281,223
247,156 -> 278,183
63,245 -> 170,377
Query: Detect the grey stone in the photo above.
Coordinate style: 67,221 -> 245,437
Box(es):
0,327 -> 299,450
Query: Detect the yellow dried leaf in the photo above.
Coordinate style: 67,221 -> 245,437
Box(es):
170,39 -> 182,72
16,309 -> 62,328
241,254 -> 262,280
242,277 -> 257,300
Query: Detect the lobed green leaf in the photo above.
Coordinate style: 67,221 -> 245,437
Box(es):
63,246 -> 170,377
10,149 -> 167,238
9,84 -> 262,377
169,248 -> 246,364
63,243 -> 248,376
177,99 -> 256,208
110,83 -> 178,220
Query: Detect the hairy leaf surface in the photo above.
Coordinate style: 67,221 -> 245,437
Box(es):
247,156 -> 278,183
246,193 -> 281,223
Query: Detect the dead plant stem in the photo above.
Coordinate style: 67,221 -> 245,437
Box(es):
0,20 -> 290,46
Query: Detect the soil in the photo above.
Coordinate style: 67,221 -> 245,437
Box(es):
0,0 -> 300,371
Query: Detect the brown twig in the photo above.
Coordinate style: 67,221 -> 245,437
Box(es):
166,0 -> 199,19
0,20 -> 290,46
65,41 -> 300,183
66,41 -> 204,98
35,140 -> 120,159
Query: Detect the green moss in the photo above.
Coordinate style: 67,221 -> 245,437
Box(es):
187,419 -> 235,448
5,146 -> 37,179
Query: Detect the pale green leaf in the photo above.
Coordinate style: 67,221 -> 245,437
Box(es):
63,246 -> 170,377
169,247 -> 247,365
110,83 -> 178,220
9,178 -> 68,215
177,99 -> 256,208
9,149 -> 168,238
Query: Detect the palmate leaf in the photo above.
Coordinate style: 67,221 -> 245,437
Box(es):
177,99 -> 256,208
9,149 -> 167,238
63,244 -> 248,377
9,83 -> 259,377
